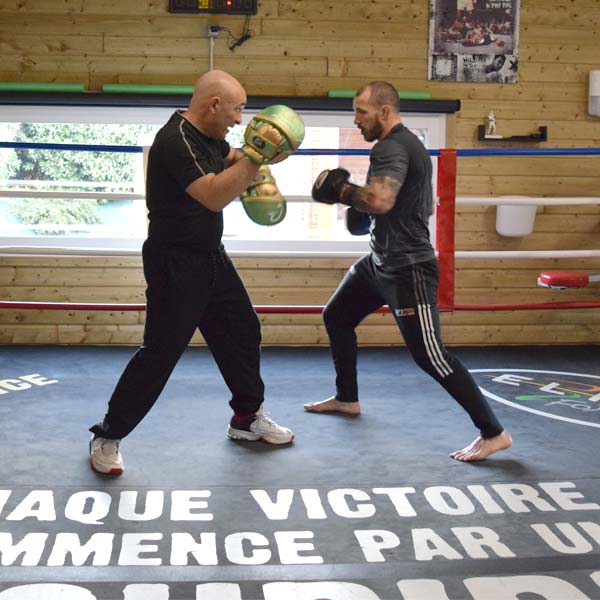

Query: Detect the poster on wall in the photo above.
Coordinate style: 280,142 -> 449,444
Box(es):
428,0 -> 519,83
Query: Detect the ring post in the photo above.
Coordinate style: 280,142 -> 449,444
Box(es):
437,149 -> 457,310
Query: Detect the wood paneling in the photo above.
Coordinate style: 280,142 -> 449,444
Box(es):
0,0 -> 599,346
1,255 -> 599,345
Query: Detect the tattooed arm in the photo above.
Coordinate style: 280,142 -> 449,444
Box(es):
345,175 -> 402,215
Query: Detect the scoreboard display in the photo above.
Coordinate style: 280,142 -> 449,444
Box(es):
168,0 -> 257,15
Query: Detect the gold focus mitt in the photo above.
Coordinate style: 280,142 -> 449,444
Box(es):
240,165 -> 286,226
242,105 -> 305,165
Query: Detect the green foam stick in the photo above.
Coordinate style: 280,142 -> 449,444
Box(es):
328,89 -> 431,99
102,84 -> 194,95
0,82 -> 85,92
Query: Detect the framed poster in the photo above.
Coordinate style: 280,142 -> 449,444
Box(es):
428,0 -> 519,83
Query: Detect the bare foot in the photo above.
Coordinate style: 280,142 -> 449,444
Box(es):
303,397 -> 361,416
450,430 -> 512,462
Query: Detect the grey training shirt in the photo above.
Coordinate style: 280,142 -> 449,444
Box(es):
367,123 -> 436,271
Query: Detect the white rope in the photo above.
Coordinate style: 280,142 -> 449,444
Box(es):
2,248 -> 600,259
455,196 -> 600,206
455,250 -> 600,259
0,190 -> 144,200
1,191 -> 598,205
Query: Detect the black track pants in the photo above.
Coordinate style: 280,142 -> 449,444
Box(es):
322,255 -> 504,439
90,239 -> 264,440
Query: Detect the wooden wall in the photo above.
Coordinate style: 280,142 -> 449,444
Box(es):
1,253 -> 600,345
0,0 -> 599,346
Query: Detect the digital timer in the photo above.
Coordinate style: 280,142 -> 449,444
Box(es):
168,0 -> 257,15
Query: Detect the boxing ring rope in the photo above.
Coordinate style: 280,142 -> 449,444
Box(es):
0,142 -> 599,313
1,301 -> 597,314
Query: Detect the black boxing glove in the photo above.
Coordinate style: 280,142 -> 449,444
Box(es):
311,168 -> 360,206
345,206 -> 371,236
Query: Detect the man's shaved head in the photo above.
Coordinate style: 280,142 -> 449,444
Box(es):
184,70 -> 247,140
190,70 -> 246,110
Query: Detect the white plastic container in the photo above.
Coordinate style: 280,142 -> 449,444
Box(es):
495,197 -> 537,237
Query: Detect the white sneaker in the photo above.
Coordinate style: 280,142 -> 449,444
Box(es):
90,436 -> 124,475
227,406 -> 294,445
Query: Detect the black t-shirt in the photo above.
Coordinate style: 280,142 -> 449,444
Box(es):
368,123 -> 436,271
146,111 -> 231,251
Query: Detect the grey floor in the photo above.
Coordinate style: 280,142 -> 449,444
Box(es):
0,345 -> 599,599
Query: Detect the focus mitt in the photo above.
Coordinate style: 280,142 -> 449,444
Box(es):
242,105 -> 305,165
240,165 -> 286,226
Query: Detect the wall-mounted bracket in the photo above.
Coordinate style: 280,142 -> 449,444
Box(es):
478,125 -> 547,142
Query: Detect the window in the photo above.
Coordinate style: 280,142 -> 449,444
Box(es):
0,105 -> 446,255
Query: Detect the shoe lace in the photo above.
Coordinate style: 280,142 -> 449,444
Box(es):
255,411 -> 280,429
100,439 -> 120,455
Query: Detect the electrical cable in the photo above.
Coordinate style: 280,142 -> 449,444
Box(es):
218,17 -> 254,51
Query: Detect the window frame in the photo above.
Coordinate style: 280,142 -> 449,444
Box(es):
0,100 -> 449,257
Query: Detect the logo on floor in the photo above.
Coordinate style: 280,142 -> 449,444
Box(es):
471,369 -> 600,428
0,374 -> 58,396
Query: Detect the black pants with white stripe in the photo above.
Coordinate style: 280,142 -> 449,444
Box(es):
323,255 -> 504,439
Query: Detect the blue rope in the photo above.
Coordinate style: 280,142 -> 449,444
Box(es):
0,141 -> 143,153
2,141 -> 600,157
456,148 -> 600,156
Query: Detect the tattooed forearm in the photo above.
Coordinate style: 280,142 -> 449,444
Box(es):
348,175 -> 402,214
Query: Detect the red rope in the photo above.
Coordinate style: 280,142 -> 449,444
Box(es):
453,301 -> 600,311
0,301 -> 598,312
0,301 -> 378,314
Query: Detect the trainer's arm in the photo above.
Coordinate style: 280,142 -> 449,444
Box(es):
185,148 -> 259,212
351,175 -> 402,215
225,148 -> 246,166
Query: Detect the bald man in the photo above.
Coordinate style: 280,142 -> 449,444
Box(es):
307,80 -> 512,462
89,71 -> 294,476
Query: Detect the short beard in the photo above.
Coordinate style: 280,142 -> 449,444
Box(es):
362,121 -> 383,142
